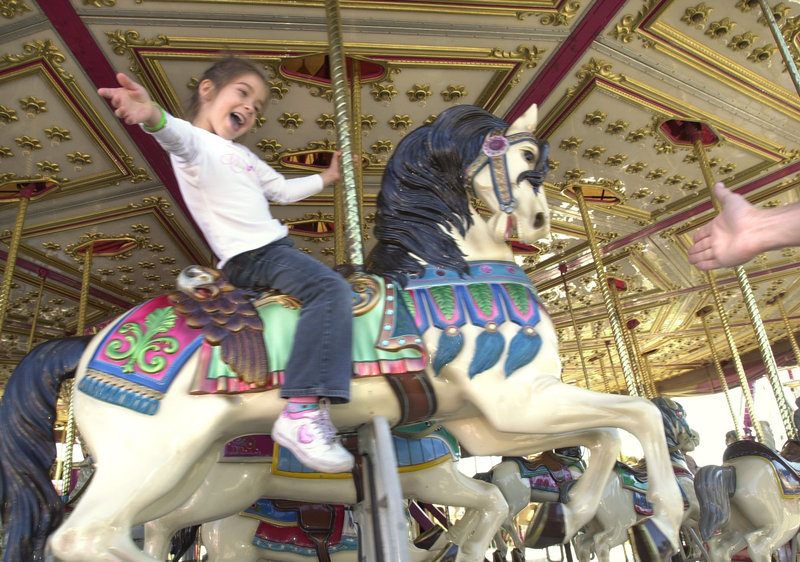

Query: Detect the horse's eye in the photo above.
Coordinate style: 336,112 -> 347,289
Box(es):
523,150 -> 536,163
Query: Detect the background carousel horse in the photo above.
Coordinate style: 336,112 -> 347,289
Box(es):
0,103 -> 683,562
143,426 -> 507,561
474,447 -> 586,562
694,437 -> 800,562
570,397 -> 703,562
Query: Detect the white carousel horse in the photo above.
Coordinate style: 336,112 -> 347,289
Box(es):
571,397 -> 702,562
143,428 -> 507,561
0,104 -> 683,562
694,438 -> 800,562
474,447 -> 586,562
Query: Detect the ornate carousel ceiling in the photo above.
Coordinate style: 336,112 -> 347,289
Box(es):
2,0 -> 800,401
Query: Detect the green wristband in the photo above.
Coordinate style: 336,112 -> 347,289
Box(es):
143,103 -> 167,132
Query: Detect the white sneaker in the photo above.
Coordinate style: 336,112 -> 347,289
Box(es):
271,399 -> 355,473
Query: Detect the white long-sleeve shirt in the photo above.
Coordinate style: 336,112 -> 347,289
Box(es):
147,113 -> 323,267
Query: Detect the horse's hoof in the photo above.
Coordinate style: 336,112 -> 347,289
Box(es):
414,525 -> 444,550
628,518 -> 676,562
511,547 -> 526,562
523,501 -> 566,548
432,541 -> 459,562
493,550 -> 507,562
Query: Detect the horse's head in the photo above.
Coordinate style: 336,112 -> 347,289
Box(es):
464,104 -> 551,247
654,397 -> 699,455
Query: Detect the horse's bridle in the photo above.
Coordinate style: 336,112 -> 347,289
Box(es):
464,128 -> 549,214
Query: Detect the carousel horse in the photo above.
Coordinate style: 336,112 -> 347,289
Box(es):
571,397 -> 702,562
0,104 -> 683,562
474,447 -> 586,562
694,438 -> 800,562
143,426 -> 507,561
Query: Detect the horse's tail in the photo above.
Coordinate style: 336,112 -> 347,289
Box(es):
0,335 -> 92,562
693,464 -> 736,542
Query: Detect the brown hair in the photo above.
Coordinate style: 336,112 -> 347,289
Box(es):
185,57 -> 268,121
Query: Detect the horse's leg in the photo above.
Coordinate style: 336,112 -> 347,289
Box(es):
401,461 -> 508,562
458,377 -> 682,554
446,417 -> 621,547
143,461 -> 274,559
202,514 -> 263,562
49,381 -> 250,561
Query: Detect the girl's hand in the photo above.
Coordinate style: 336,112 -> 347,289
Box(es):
98,73 -> 161,128
320,150 -> 343,187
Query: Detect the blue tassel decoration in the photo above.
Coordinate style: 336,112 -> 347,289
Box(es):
433,327 -> 463,375
504,327 -> 542,377
468,329 -> 505,378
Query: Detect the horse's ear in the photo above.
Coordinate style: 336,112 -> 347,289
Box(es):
506,104 -> 538,135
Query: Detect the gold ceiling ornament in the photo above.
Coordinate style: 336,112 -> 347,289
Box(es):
625,128 -> 648,143
65,232 -> 140,264
1,40 -> 72,81
0,146 -> 13,158
630,187 -> 652,199
605,153 -> 628,167
441,85 -> 467,103
729,31 -> 758,51
256,139 -> 282,162
44,126 -> 71,145
269,79 -> 289,101
625,161 -> 648,174
105,30 -> 169,74
681,179 -> 702,191
159,256 -> 176,265
534,1 -> 580,26
36,161 -> 60,175
706,17 -> 736,39
278,112 -> 303,133
1,0 -> 31,18
582,145 -> 606,160
645,168 -> 667,179
583,110 -> 607,127
14,135 -> 42,155
610,0 -> 659,45
138,261 -> 156,269
664,174 -> 685,185
407,84 -> 432,106
681,3 -> 713,28
316,113 -> 337,133
388,114 -> 413,135
360,114 -> 377,133
748,44 -> 778,63
605,119 -> 629,135
369,139 -> 393,163
736,0 -> 760,12
757,2 -> 790,25
84,0 -> 115,7
423,114 -> 438,126
18,95 -> 47,118
653,140 -> 676,154
370,82 -> 397,105
66,151 -> 92,171
0,104 -> 18,124
559,136 -> 582,152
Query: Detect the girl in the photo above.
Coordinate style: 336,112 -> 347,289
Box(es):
98,57 -> 354,473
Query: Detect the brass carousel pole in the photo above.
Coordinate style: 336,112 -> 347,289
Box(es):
59,236 -> 138,500
25,268 -> 47,353
608,278 -> 644,396
0,179 -> 59,337
627,318 -> 656,398
568,183 -> 639,396
767,292 -> 800,366
697,305 -> 744,441
325,0 -> 364,269
559,263 -> 591,389
604,339 -> 627,395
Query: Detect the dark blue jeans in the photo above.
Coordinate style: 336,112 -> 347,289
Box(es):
223,237 -> 352,403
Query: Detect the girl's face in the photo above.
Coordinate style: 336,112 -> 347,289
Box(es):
194,71 -> 268,140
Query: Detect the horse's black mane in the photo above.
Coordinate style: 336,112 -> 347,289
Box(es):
366,105 -> 509,286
